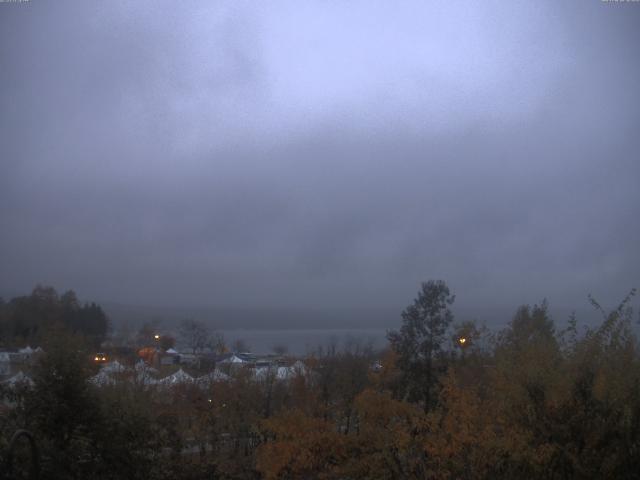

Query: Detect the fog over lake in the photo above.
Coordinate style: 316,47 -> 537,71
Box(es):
103,302 -> 607,354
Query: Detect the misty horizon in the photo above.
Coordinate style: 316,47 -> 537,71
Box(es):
3,284 -> 613,335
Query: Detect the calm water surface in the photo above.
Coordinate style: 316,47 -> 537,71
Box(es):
219,328 -> 389,355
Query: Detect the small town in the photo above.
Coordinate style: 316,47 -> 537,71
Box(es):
0,342 -> 313,391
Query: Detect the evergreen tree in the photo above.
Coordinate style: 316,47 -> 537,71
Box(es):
388,280 -> 455,412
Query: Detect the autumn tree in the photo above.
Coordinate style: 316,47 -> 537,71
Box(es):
423,369 -> 527,480
553,289 -> 640,478
342,388 -> 427,479
388,280 -> 455,411
257,409 -> 346,479
212,331 -> 227,355
333,339 -> 374,434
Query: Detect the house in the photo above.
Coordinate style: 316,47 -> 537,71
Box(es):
8,352 -> 27,365
134,360 -> 158,386
217,352 -> 256,365
290,360 -> 308,376
3,371 -> 34,388
177,352 -> 199,366
90,370 -> 116,386
196,369 -> 230,387
254,360 -> 308,382
1,371 -> 34,407
17,345 -> 44,361
157,368 -> 193,387
160,348 -> 179,366
0,352 -> 11,376
18,346 -> 34,356
101,360 -> 127,374
90,360 -> 129,386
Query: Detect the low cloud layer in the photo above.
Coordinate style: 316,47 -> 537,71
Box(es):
1,1 -> 638,318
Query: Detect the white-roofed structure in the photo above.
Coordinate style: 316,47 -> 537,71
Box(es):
135,360 -> 157,374
196,369 -> 230,387
101,360 -> 127,374
3,371 -> 34,388
290,360 -> 308,377
218,354 -> 249,364
157,368 -> 193,387
0,352 -> 10,376
134,360 -> 158,386
90,370 -> 116,386
254,361 -> 307,382
276,366 -> 294,381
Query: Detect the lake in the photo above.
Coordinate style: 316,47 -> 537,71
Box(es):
219,328 -> 390,355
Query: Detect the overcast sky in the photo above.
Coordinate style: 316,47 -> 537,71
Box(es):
1,1 -> 639,316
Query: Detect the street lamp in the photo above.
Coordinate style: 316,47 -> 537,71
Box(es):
458,337 -> 467,346
154,334 -> 160,341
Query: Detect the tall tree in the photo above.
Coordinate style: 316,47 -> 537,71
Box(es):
500,300 -> 556,351
387,280 -> 455,412
24,329 -> 101,478
178,318 -> 210,354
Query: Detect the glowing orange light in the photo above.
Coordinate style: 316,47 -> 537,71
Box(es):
458,337 -> 467,345
154,334 -> 160,340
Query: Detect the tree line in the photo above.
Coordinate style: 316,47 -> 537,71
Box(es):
0,281 -> 639,479
0,285 -> 109,348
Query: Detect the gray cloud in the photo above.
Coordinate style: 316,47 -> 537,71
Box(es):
1,0 -> 639,321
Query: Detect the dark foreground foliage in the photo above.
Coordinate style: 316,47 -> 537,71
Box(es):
1,282 -> 639,479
